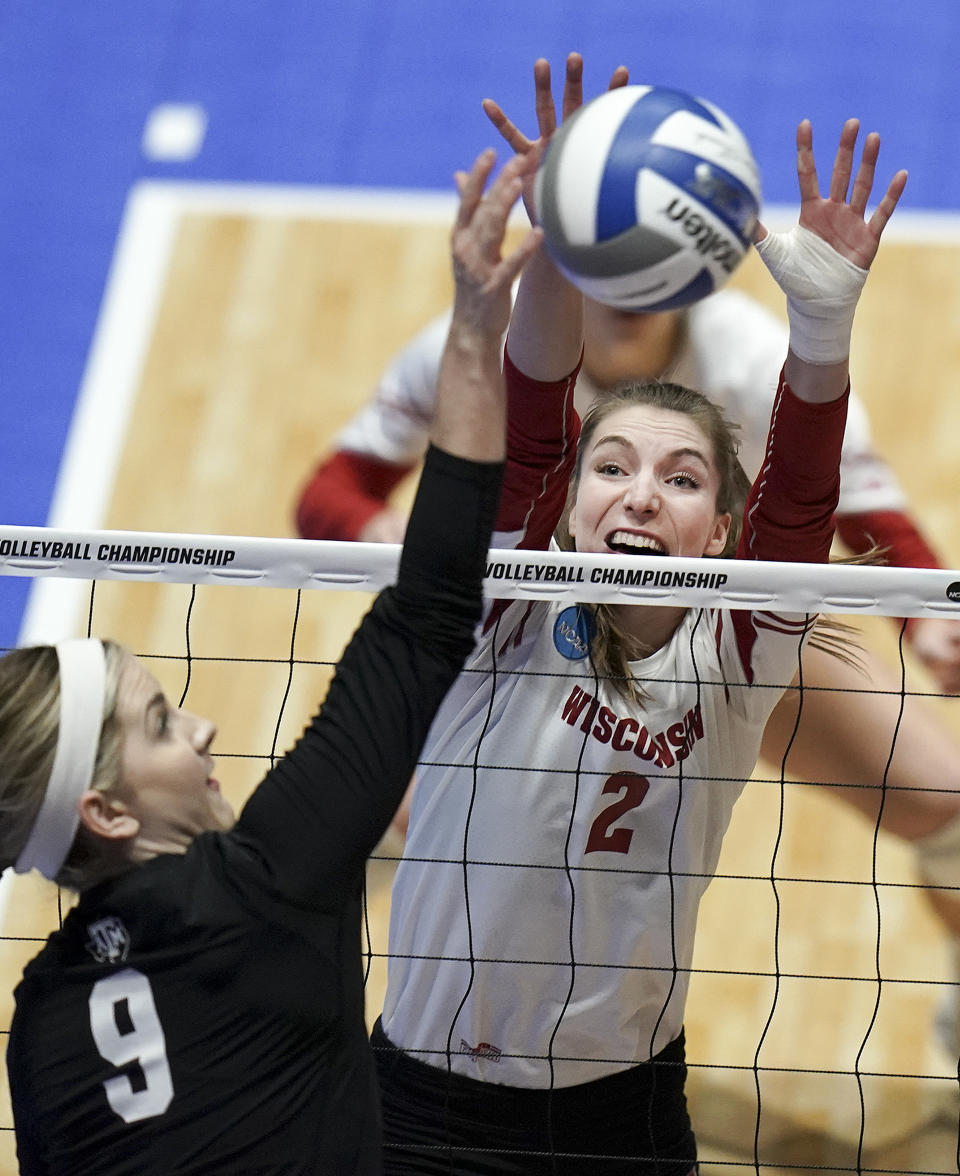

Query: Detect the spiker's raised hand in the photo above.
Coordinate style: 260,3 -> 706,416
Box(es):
449,148 -> 543,338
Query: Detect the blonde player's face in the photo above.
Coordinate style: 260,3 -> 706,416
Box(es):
567,405 -> 731,561
113,653 -> 235,851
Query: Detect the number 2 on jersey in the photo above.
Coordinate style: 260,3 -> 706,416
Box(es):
89,968 -> 174,1122
585,772 -> 650,854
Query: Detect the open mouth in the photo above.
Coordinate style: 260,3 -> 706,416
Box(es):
606,531 -> 667,556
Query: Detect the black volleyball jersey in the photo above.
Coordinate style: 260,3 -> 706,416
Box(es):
7,446 -> 502,1175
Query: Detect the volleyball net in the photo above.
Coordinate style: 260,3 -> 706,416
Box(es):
2,522 -> 960,1175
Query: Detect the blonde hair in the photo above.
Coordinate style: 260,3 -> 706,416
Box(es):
0,641 -> 126,889
557,380 -> 751,702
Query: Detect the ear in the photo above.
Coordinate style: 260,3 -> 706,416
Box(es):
77,790 -> 140,843
566,500 -> 578,540
704,512 -> 732,558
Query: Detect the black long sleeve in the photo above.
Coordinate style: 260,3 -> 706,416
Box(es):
235,445 -> 504,905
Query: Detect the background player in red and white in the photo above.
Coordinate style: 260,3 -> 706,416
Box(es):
2,147 -> 541,1176
297,57 -> 960,1019
372,81 -> 907,1173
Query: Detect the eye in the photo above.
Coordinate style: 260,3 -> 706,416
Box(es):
595,460 -> 625,477
155,704 -> 170,737
668,471 -> 701,490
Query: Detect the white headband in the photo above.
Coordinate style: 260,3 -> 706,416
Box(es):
15,639 -> 107,881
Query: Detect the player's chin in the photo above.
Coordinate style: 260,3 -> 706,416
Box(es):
211,795 -> 237,832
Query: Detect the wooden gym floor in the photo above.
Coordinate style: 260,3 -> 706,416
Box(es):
2,191 -> 960,1173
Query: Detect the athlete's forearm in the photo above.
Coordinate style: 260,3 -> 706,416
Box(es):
495,350 -> 580,546
237,446 -> 504,901
739,372 -> 847,564
505,247 -> 583,383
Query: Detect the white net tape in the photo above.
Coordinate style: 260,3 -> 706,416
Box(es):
3,524 -> 960,618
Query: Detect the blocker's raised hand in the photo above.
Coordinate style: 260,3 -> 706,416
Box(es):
754,119 -> 907,367
759,118 -> 906,268
481,53 -> 629,219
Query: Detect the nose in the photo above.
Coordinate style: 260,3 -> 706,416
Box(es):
190,713 -> 217,754
622,471 -> 660,516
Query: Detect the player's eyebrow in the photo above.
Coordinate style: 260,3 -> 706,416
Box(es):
666,446 -> 711,468
594,434 -> 711,468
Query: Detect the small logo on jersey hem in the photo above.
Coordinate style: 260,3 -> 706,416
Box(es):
85,916 -> 131,964
553,605 -> 594,661
460,1038 -> 502,1063
947,582 -> 960,603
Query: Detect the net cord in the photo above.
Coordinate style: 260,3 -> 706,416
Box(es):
2,524 -> 960,618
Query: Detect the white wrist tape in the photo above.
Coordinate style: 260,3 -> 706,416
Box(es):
914,811 -> 960,893
754,225 -> 868,365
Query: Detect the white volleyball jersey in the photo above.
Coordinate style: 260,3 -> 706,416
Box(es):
382,356 -> 848,1089
335,288 -> 905,517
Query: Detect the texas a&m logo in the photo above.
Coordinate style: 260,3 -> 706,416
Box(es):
85,916 -> 131,964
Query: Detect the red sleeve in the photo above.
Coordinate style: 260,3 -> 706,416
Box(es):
295,450 -> 413,541
834,509 -> 942,570
499,349 -> 581,550
737,371 -> 848,564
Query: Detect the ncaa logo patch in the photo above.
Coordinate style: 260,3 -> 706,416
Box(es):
553,605 -> 594,661
947,582 -> 960,602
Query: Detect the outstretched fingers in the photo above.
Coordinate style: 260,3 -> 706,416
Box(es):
561,53 -> 628,121
482,98 -> 536,155
482,57 -> 558,153
867,165 -> 908,238
847,129 -> 878,215
837,123 -> 907,239
453,149 -> 498,233
485,52 -> 627,153
608,64 -> 630,92
558,53 -> 583,123
794,119 -> 820,205
471,160 -> 523,257
477,152 -> 543,289
449,149 -> 543,336
793,115 -> 907,267
827,117 -> 860,204
480,148 -> 541,240
544,55 -> 573,129
833,120 -> 908,242
494,224 -> 545,289
455,149 -> 540,270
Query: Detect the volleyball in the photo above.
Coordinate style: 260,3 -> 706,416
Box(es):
533,84 -> 762,312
